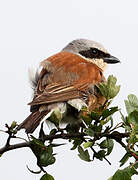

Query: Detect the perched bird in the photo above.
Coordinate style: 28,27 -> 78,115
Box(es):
18,39 -> 120,133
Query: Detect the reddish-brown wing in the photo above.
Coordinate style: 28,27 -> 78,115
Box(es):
29,52 -> 105,105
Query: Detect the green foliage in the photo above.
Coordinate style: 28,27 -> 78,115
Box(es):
99,139 -> 114,156
119,153 -> 131,167
8,121 -> 18,134
106,139 -> 114,156
83,141 -> 93,149
94,150 -> 106,161
98,75 -> 120,100
29,76 -> 137,179
127,110 -> 138,125
1,75 -> 138,180
30,136 -> 56,169
71,138 -> 83,150
40,173 -> 55,180
122,94 -> 138,166
84,128 -> 95,137
10,121 -> 17,130
39,146 -> 56,167
78,146 -> 91,162
125,94 -> 138,114
109,164 -> 138,180
101,107 -> 119,120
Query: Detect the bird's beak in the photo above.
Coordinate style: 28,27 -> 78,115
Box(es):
103,55 -> 120,64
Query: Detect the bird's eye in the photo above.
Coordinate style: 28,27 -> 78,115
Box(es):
91,48 -> 98,54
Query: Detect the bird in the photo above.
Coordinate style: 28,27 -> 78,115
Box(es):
18,39 -> 120,133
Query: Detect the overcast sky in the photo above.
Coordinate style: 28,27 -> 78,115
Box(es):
0,0 -> 137,180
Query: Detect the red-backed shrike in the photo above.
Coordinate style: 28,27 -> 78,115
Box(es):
18,39 -> 120,133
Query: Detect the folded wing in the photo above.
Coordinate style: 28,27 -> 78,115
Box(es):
29,52 -> 105,106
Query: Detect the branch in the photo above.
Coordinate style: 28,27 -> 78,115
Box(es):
43,132 -> 85,141
0,142 -> 30,155
0,131 -> 129,155
0,132 -> 85,155
104,132 -> 129,148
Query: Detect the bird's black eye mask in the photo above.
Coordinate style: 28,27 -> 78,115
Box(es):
79,48 -> 110,59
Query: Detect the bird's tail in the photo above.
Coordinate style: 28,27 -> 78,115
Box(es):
17,110 -> 49,133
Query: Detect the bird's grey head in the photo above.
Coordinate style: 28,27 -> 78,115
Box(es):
62,39 -> 120,70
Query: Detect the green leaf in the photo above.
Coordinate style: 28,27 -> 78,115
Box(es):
90,111 -> 100,121
100,107 -> 118,126
99,139 -> 108,149
102,107 -> 118,120
83,141 -> 93,149
128,94 -> 138,107
78,146 -> 91,162
82,115 -> 92,126
30,135 -> 44,147
99,139 -> 114,156
107,75 -> 120,99
98,83 -> 109,98
112,169 -> 131,180
11,121 -> 17,129
119,153 -> 130,167
127,110 -> 138,125
125,100 -> 134,115
71,138 -> 83,150
129,125 -> 138,144
30,137 -> 56,168
30,136 -> 46,157
92,124 -> 102,132
106,139 -> 114,156
125,94 -> 138,114
39,146 -> 56,167
94,150 -> 106,161
100,118 -> 109,126
98,75 -> 120,100
40,173 -> 55,180
84,128 -> 94,137
112,165 -> 137,180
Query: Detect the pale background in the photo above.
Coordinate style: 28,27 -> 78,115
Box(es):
0,0 -> 137,179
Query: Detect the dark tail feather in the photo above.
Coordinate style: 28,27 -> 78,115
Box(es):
17,111 -> 48,133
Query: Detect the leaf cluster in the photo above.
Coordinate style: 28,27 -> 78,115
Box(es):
0,75 -> 138,180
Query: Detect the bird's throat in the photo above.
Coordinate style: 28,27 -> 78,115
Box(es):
91,58 -> 107,71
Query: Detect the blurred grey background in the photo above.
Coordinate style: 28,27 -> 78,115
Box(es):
0,0 -> 137,179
